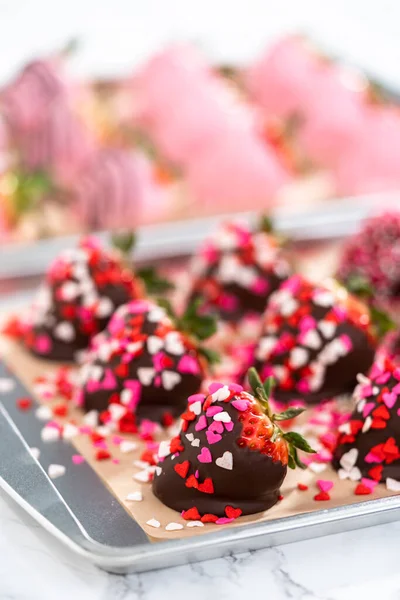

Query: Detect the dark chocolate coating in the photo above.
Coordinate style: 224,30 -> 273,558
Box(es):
153,396 -> 287,516
332,370 -> 400,481
80,302 -> 204,423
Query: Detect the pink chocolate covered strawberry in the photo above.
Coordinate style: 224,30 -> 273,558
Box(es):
152,368 -> 315,518
253,275 -> 378,404
76,298 -> 217,425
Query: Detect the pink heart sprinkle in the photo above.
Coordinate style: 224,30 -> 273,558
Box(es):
112,458 -> 120,465
195,415 -> 208,431
188,393 -> 206,405
216,517 -> 235,525
208,382 -> 224,394
94,440 -> 108,449
102,369 -> 117,390
206,406 -> 223,417
229,383 -> 244,393
224,421 -> 234,432
232,399 -> 249,412
383,392 -> 397,409
393,383 -> 400,394
195,470 -> 199,478
361,477 -> 378,491
206,430 -> 222,445
178,355 -> 201,375
317,479 -> 334,493
72,455 -> 84,465
394,368 -> 400,381
209,421 -> 224,434
365,451 -> 383,464
376,371 -> 391,385
362,402 -> 375,418
197,447 -> 212,463
112,436 -> 123,445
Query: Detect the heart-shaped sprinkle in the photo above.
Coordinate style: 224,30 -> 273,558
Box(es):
209,421 -> 224,434
318,320 -> 336,339
146,518 -> 161,528
63,424 -> 79,440
165,522 -> 184,531
185,474 -> 199,489
206,406 -> 223,417
147,307 -> 166,322
0,378 -> 15,393
137,367 -> 155,386
36,405 -> 52,421
211,385 -> 231,402
362,402 -> 375,418
147,336 -> 164,355
216,451 -> 233,470
162,370 -> 182,391
83,410 -> 98,428
383,392 -> 397,409
189,401 -> 202,415
120,440 -> 138,453
165,331 -> 185,355
339,448 -> 359,471
182,507 -> 201,520
289,347 -> 308,368
215,517 -> 235,525
185,433 -> 195,442
213,411 -> 231,423
186,521 -> 204,527
54,321 -> 75,342
30,447 -> 40,460
225,506 -> 242,519
174,460 -> 190,478
109,404 -> 126,422
317,479 -> 334,493
126,491 -> 143,501
191,438 -> 200,447
197,478 -> 214,494
224,421 -> 234,432
314,491 -> 330,501
303,330 -> 321,350
195,415 -> 208,431
231,399 -> 250,412
198,447 -> 212,463
206,430 -> 222,445
48,464 -> 66,479
386,478 -> 400,492
133,469 -> 151,483
308,462 -> 327,474
41,425 -> 60,442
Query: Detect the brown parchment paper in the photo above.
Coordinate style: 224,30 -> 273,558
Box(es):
1,336 -> 398,543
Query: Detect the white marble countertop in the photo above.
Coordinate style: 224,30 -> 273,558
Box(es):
1,488 -> 399,600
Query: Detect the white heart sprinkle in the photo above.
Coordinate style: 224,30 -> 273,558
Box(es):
60,281 -> 79,301
133,470 -> 151,483
35,405 -> 52,421
96,425 -> 111,437
308,462 -> 327,474
189,401 -> 202,415
162,371 -> 181,391
41,426 -> 59,442
48,464 -> 66,479
96,297 -> 114,317
54,321 -> 75,342
0,378 -> 15,394
256,336 -> 277,361
155,466 -> 162,476
120,389 -> 133,406
303,330 -> 321,350
30,447 -> 40,460
211,385 -> 230,402
362,416 -> 372,433
137,367 -> 155,386
158,440 -> 171,458
146,518 -> 161,528
165,522 -> 184,531
339,448 -> 359,471
348,466 -> 362,481
289,347 -> 309,369
318,320 -> 336,339
185,433 -> 194,442
186,521 -> 204,528
147,307 -> 166,322
120,441 -> 138,454
280,298 -> 298,317
386,478 -> 400,492
313,291 -> 334,307
147,336 -> 164,355
216,451 -> 233,470
62,423 -> 79,440
164,332 -> 185,355
109,404 -> 126,422
338,422 -> 351,435
213,411 -> 231,423
83,410 -> 99,428
126,491 -> 143,502
191,438 -> 200,447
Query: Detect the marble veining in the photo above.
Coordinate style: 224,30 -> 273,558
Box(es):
1,489 -> 400,600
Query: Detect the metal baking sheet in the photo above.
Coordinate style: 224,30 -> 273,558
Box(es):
1,201 -> 400,574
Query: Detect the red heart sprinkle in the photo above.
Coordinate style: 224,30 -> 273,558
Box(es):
185,474 -> 199,489
162,412 -> 174,427
16,397 -> 32,411
198,478 -> 214,494
314,492 -> 330,501
52,404 -> 68,417
368,465 -> 383,481
354,483 -> 372,495
225,506 -> 242,519
115,363 -> 128,379
182,507 -> 201,521
174,460 -> 190,478
201,513 -> 219,523
95,449 -> 111,461
140,450 -> 156,465
297,483 -> 308,491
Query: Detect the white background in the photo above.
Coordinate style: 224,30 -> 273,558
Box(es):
0,0 -> 400,89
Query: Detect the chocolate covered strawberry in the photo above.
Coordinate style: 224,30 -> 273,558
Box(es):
17,236 -> 142,361
76,298 -> 217,424
186,218 -> 291,330
253,275 -> 378,404
333,358 -> 400,490
153,368 -> 315,517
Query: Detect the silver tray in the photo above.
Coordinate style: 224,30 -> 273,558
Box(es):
1,197 -> 400,574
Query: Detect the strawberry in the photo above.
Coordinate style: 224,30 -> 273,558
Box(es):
186,219 -> 291,329
333,359 -> 400,485
153,368 -> 315,518
253,275 -> 377,404
77,299 -> 217,424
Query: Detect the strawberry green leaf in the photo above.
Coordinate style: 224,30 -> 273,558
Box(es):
137,266 -> 175,295
111,230 -> 137,256
155,298 -> 175,320
263,376 -> 275,400
370,305 -> 396,339
248,368 -> 268,401
283,432 -> 316,454
179,299 -> 217,342
197,347 -> 221,366
287,452 -> 296,470
273,407 -> 306,421
259,215 -> 274,234
292,446 -> 307,469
